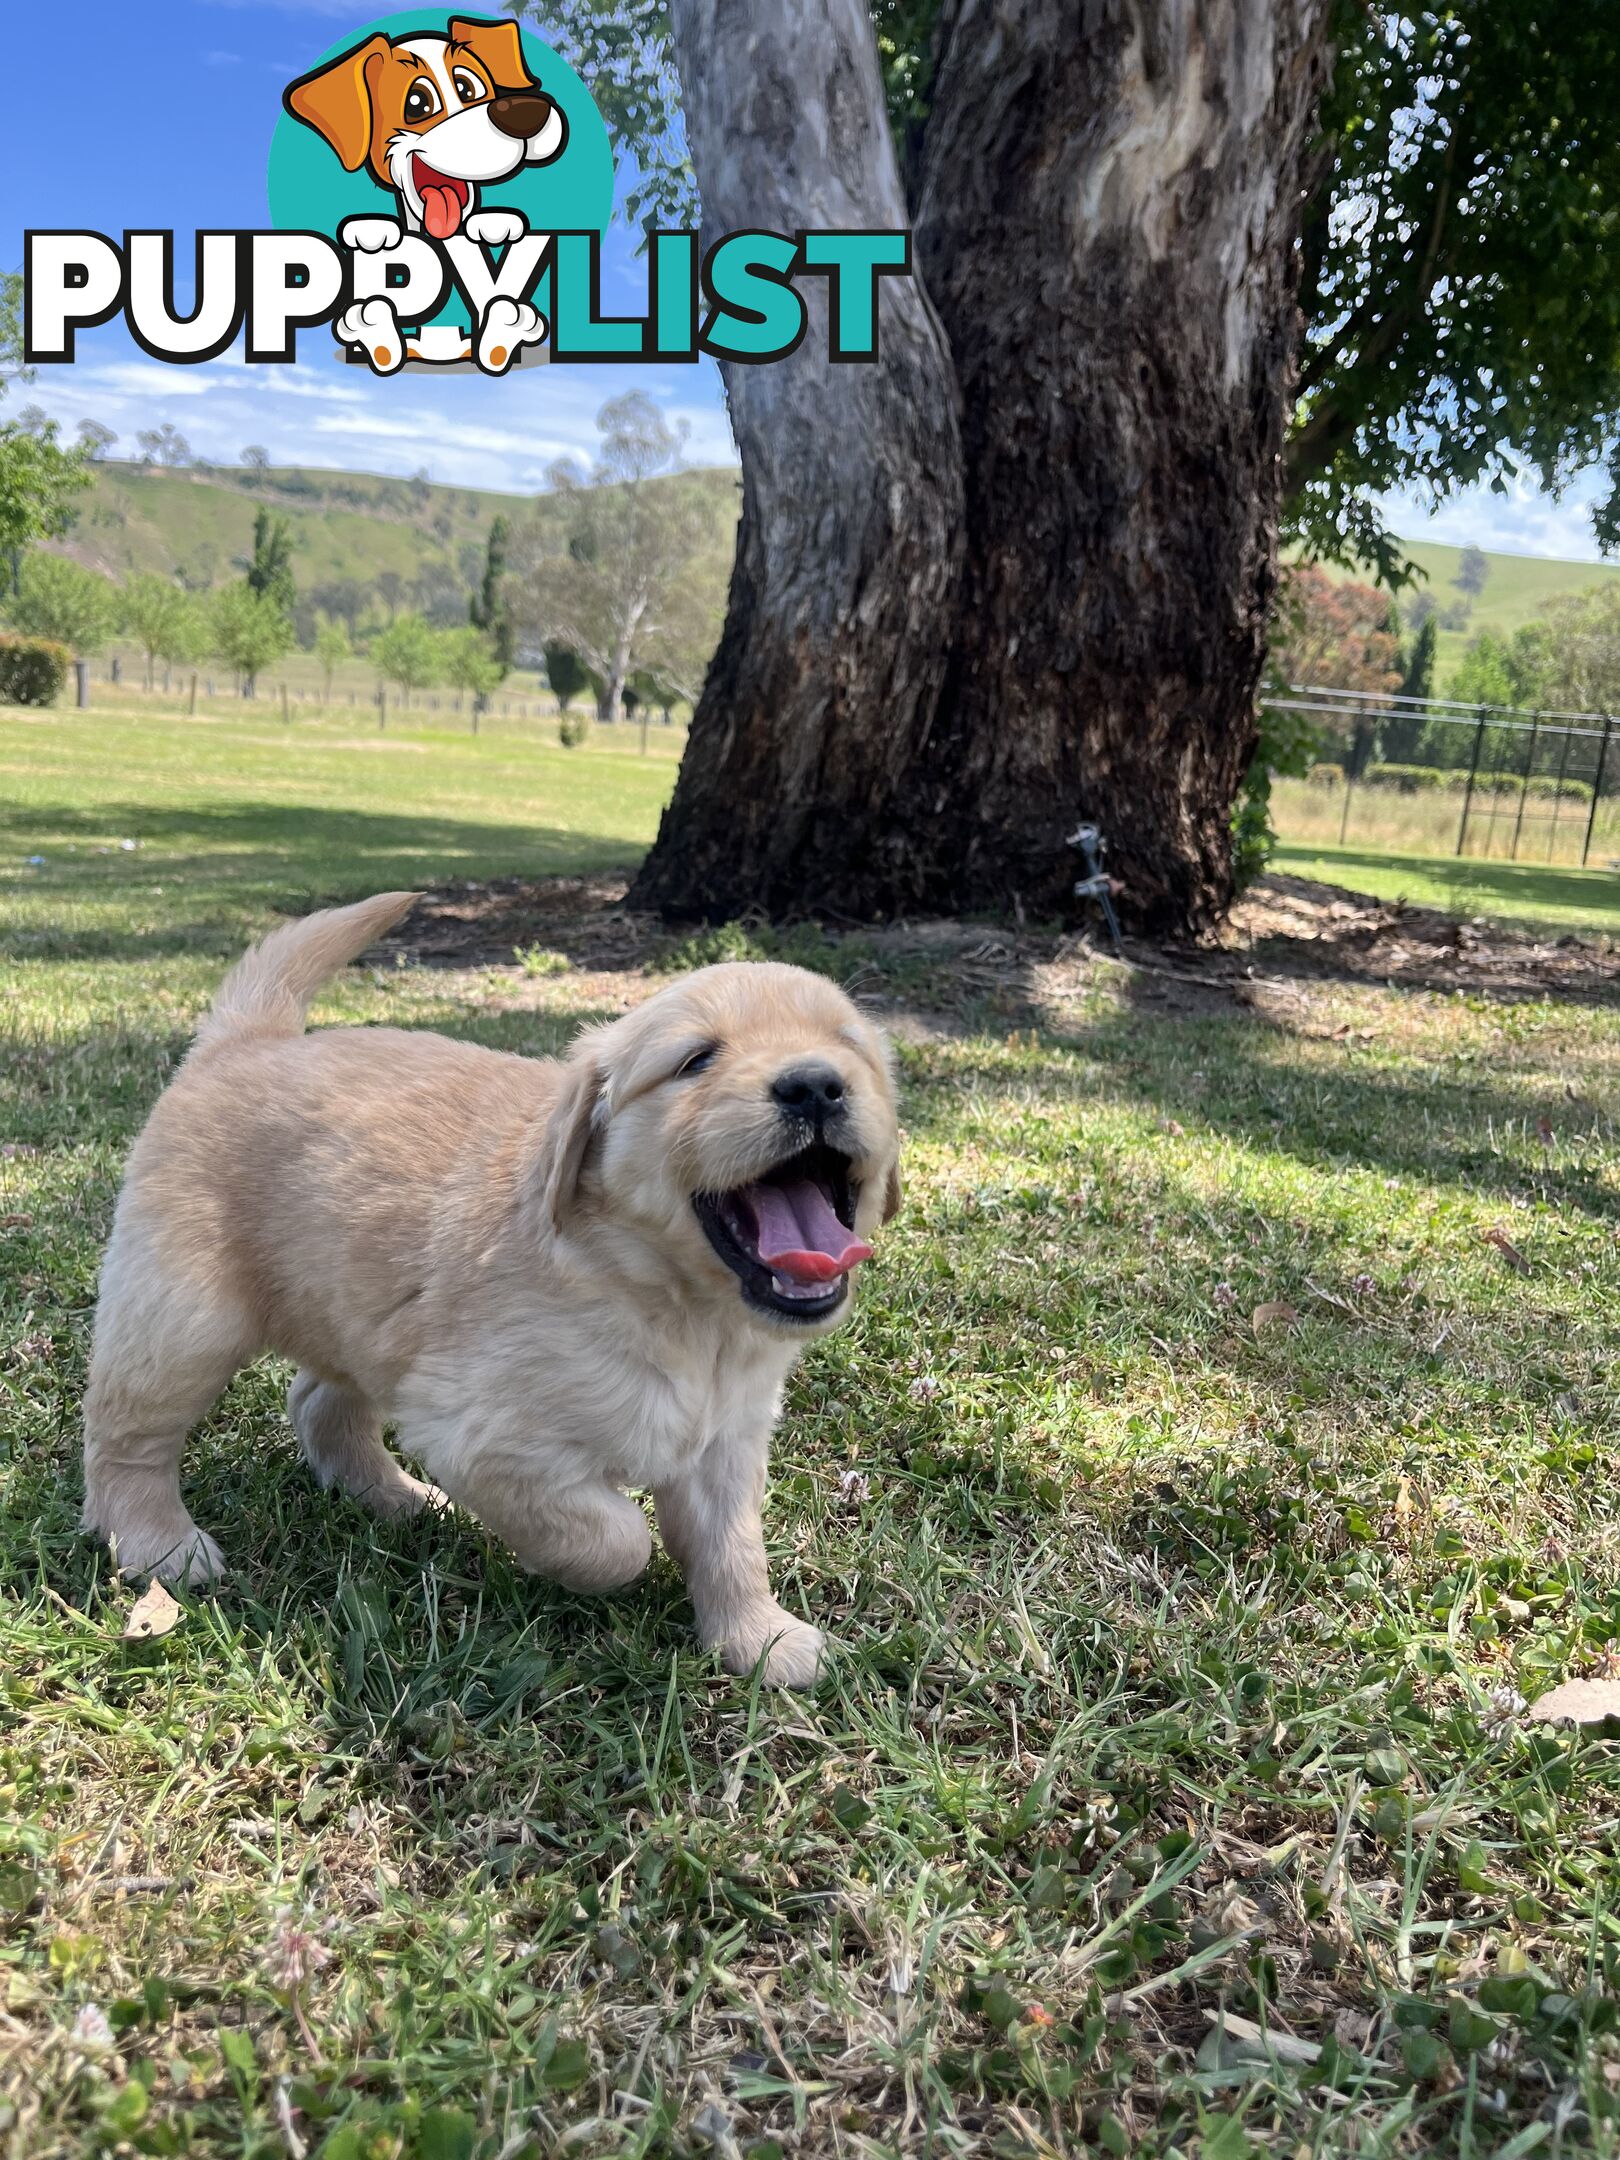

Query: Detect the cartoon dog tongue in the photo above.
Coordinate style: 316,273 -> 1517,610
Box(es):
421,183 -> 463,240
747,1179 -> 874,1286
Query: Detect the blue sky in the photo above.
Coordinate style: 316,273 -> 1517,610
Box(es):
3,0 -> 1610,559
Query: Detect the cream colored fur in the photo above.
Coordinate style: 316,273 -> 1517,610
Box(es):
81,893 -> 901,1685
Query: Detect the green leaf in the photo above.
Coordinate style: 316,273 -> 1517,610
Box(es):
218,2028 -> 257,2079
827,1784 -> 871,1833
415,2109 -> 476,2160
1402,2029 -> 1447,2081
540,2038 -> 591,2091
1479,1974 -> 1539,2019
1198,2111 -> 1258,2160
1448,1999 -> 1500,2054
98,2083 -> 150,2134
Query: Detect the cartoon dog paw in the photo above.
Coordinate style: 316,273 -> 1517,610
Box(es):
337,298 -> 404,375
476,296 -> 547,375
464,208 -> 529,249
339,216 -> 403,254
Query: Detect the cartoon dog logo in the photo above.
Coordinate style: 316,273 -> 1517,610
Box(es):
284,15 -> 566,369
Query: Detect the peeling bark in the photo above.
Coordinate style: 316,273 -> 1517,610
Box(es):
629,0 -> 965,920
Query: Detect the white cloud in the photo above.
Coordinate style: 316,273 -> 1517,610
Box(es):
18,327 -> 737,494
76,363 -> 221,398
1377,468 -> 1611,564
205,49 -> 242,66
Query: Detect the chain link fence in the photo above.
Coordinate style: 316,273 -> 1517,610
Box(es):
1264,686 -> 1620,871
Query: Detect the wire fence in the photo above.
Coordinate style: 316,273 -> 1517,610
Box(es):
1264,686 -> 1620,871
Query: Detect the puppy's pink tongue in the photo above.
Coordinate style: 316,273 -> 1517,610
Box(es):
422,185 -> 463,239
750,1179 -> 873,1286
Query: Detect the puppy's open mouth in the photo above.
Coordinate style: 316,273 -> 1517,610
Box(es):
693,1144 -> 873,1324
412,156 -> 471,239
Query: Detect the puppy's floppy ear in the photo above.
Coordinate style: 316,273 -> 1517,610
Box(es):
284,36 -> 389,172
882,1162 -> 903,1224
536,1051 -> 602,1232
449,16 -> 535,89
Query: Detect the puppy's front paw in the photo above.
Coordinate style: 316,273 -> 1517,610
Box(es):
465,208 -> 528,247
340,216 -> 403,253
714,1606 -> 826,1688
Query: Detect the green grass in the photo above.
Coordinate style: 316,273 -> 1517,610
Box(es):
1271,839 -> 1620,936
4,711 -> 1620,2159
0,701 -> 682,960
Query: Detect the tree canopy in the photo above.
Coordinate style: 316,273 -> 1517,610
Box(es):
515,393 -> 725,724
1291,0 -> 1620,576
0,273 -> 91,561
538,1 -> 1620,574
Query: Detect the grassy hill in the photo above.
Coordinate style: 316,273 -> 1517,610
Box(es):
60,460 -> 1619,694
1313,535 -> 1620,689
61,459 -> 741,639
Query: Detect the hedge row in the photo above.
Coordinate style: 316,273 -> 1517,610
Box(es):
1361,762 -> 1593,804
0,634 -> 71,708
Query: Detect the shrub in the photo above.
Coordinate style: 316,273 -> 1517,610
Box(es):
513,944 -> 570,977
1363,762 -> 1447,793
1307,761 -> 1345,788
0,632 -> 70,706
649,920 -> 845,978
1523,774 -> 1593,804
558,712 -> 590,748
1233,693 -> 1323,888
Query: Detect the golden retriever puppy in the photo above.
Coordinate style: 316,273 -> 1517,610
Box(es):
81,892 -> 900,1685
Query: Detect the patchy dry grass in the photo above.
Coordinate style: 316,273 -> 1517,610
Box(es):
3,711 -> 1620,2160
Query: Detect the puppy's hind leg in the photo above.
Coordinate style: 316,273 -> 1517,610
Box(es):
287,1370 -> 443,1520
82,1249 -> 253,1586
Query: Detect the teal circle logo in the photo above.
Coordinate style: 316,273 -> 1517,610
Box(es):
268,11 -> 614,369
269,12 -> 613,240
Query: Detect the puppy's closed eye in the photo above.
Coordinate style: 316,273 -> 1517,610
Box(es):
673,1043 -> 720,1079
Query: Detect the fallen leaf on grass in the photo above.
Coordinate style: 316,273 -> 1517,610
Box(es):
1527,1678 -> 1620,1729
1481,1226 -> 1529,1273
122,1581 -> 182,1641
0,1214 -> 34,1230
1251,1302 -> 1298,1335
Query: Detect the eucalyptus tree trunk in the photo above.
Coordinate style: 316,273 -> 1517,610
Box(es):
633,0 -> 1334,936
627,0 -> 965,920
911,0 -> 1335,932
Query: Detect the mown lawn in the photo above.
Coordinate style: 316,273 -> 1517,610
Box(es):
3,708 -> 1620,2160
1271,838 -> 1619,938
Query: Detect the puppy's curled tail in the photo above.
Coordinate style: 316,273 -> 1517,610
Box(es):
193,891 -> 419,1054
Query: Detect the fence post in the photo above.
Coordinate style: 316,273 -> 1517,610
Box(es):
281,683 -> 291,725
1510,716 -> 1541,861
75,659 -> 90,709
1585,714 -> 1614,867
188,672 -> 198,716
1457,705 -> 1488,858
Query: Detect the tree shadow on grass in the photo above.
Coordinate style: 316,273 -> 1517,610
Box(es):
0,800 -> 651,965
900,982 -> 1619,1224
1275,846 -> 1620,935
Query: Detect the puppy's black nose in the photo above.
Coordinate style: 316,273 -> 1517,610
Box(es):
490,91 -> 556,140
772,1064 -> 846,1119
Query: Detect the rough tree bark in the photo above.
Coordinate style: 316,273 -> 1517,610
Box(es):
627,0 -> 966,919
632,0 -> 1334,936
913,0 -> 1335,931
